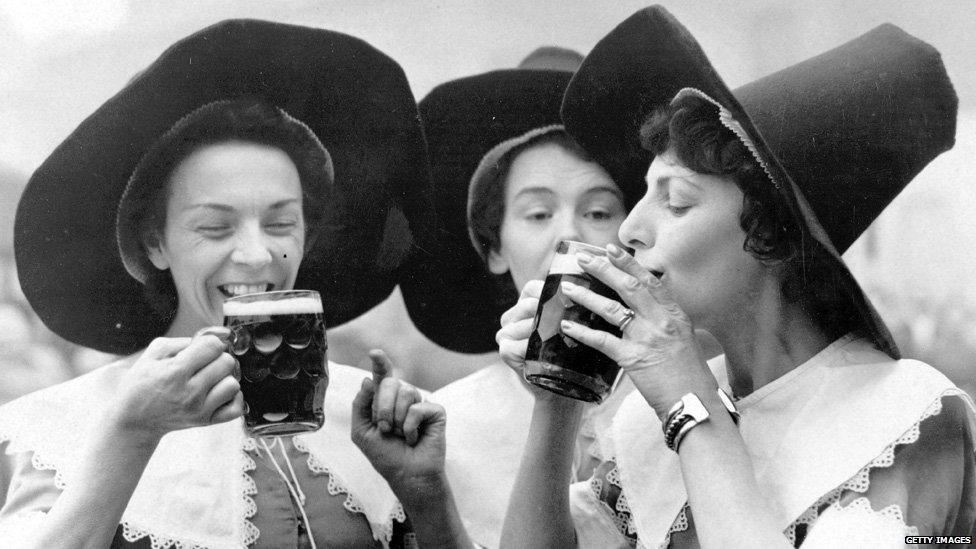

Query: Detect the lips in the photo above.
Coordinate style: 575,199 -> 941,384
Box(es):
219,283 -> 273,298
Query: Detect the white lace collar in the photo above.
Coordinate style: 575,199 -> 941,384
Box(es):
610,336 -> 964,546
0,361 -> 400,548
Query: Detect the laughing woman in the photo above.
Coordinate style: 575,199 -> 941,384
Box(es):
0,20 -> 468,548
498,7 -> 975,548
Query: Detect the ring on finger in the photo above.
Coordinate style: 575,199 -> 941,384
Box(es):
617,308 -> 636,332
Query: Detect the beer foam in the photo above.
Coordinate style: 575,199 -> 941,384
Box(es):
223,296 -> 323,316
548,251 -> 592,275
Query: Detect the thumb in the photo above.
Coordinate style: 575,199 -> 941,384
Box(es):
350,377 -> 376,442
368,349 -> 393,385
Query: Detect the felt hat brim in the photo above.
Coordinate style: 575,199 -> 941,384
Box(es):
15,19 -> 432,354
401,69 -> 575,353
562,6 -> 958,357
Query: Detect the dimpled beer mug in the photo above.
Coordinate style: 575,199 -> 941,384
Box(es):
524,241 -> 624,403
223,290 -> 328,436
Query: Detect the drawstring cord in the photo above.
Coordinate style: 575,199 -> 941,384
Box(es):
260,437 -> 317,549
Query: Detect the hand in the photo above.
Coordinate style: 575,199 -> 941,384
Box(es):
351,350 -> 446,489
560,245 -> 717,420
111,327 -> 244,442
496,279 -> 542,372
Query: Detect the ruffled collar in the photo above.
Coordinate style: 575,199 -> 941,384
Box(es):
611,335 -> 962,546
0,361 -> 400,548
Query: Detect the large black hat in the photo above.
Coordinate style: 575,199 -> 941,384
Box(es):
15,19 -> 431,355
400,69 -> 575,353
561,6 -> 957,357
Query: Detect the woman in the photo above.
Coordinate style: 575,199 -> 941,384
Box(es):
0,20 -> 469,548
405,63 -> 642,547
498,7 -> 975,547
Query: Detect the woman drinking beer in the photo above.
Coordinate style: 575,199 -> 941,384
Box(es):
403,58 -> 645,547
0,20 -> 469,548
498,7 -> 976,547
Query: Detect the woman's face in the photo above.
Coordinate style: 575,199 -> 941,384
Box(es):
618,150 -> 766,329
488,141 -> 626,291
146,140 -> 306,331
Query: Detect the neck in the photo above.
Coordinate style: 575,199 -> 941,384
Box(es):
327,286 -> 497,391
707,279 -> 833,399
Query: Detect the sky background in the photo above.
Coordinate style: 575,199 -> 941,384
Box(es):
2,0 -> 975,337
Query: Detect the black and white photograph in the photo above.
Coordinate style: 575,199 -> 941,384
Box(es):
1,1 -> 974,547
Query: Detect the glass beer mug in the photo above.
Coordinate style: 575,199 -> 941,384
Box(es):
223,290 -> 328,436
523,241 -> 624,403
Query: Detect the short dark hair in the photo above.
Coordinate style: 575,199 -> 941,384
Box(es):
640,94 -> 862,339
129,99 -> 332,320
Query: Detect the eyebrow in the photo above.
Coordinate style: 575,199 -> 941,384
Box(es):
183,198 -> 301,212
647,174 -> 702,193
513,185 -> 623,200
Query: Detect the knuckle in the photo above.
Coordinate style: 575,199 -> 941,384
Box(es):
623,275 -> 642,292
603,300 -> 623,317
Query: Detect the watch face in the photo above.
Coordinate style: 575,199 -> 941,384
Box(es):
681,393 -> 710,422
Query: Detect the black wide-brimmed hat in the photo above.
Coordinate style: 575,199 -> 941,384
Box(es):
561,6 -> 957,357
15,19 -> 431,355
400,68 -> 576,353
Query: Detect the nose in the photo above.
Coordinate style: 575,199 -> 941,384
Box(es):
553,211 -> 584,245
618,195 -> 655,250
230,224 -> 273,268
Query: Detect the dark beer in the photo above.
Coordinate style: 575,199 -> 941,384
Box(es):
223,291 -> 327,436
524,241 -> 622,403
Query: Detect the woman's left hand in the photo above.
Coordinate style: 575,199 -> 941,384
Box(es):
351,350 -> 446,489
560,244 -> 718,420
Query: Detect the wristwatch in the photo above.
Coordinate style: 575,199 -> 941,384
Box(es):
663,389 -> 740,452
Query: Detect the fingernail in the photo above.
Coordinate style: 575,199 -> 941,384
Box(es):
378,420 -> 391,433
576,252 -> 593,264
561,320 -> 574,331
560,281 -> 576,293
607,243 -> 624,257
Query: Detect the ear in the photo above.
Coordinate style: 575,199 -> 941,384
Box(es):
487,247 -> 509,275
143,231 -> 170,270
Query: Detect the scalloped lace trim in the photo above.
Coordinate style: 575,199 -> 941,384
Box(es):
117,436 -> 259,548
291,435 -> 406,543
672,88 -> 780,190
0,431 -> 259,548
782,391 -> 961,545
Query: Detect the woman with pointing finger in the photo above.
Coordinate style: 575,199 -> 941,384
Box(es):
0,20 -> 448,548
500,7 -> 975,548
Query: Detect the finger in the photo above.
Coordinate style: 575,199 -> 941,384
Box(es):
499,296 -> 539,328
368,349 -> 392,385
496,317 -> 535,345
576,253 -> 647,314
402,401 -> 446,446
498,335 -> 529,371
351,378 -> 376,441
606,244 -> 681,310
393,384 -> 421,435
142,337 -> 193,359
373,376 -> 401,433
210,391 -> 244,425
174,333 -> 228,376
194,326 -> 232,343
559,319 -> 624,364
189,352 -> 237,391
520,278 -> 544,300
202,375 -> 241,419
560,281 -> 632,331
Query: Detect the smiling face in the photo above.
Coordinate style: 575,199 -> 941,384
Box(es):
488,141 -> 626,291
145,140 -> 305,334
618,150 -> 768,330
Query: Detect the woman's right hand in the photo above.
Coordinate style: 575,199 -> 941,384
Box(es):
496,279 -> 543,372
111,328 -> 243,442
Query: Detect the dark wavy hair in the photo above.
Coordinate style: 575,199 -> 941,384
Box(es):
639,94 -> 862,339
130,99 -> 332,322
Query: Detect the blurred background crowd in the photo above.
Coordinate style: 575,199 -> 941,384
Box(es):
2,0 -> 974,403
